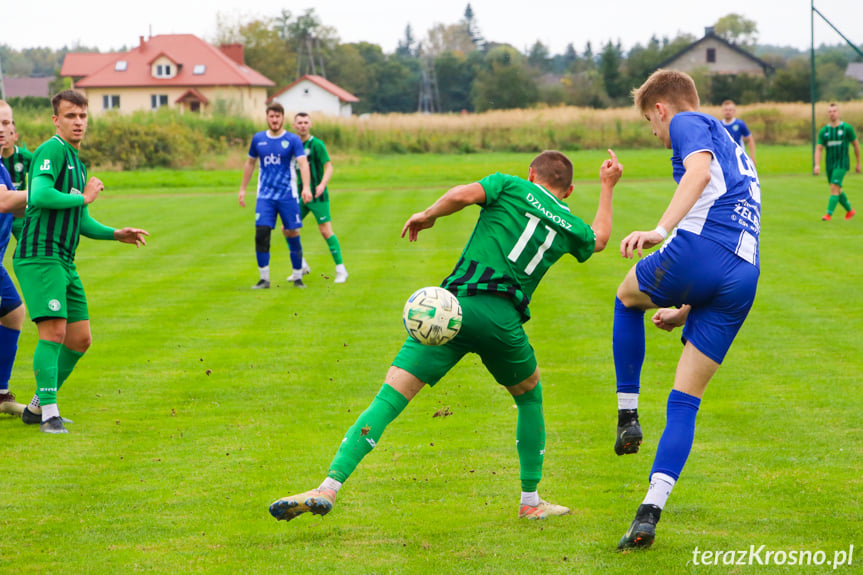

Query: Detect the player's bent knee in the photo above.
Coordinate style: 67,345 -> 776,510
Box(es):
255,226 -> 271,252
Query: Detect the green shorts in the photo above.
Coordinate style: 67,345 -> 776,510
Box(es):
392,292 -> 537,387
827,168 -> 847,187
12,258 -> 89,323
300,198 -> 332,224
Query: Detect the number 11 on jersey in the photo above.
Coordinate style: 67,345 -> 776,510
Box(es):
508,212 -> 557,275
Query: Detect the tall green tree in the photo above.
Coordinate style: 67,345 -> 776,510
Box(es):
714,13 -> 758,49
472,45 -> 538,111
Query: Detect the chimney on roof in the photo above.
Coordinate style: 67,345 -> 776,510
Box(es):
705,26 -> 715,36
140,35 -> 146,48
220,44 -> 245,66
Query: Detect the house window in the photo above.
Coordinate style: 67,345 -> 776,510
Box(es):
151,94 -> 169,109
102,95 -> 120,110
155,64 -> 173,78
193,65 -> 206,75
706,48 -> 716,63
115,60 -> 128,71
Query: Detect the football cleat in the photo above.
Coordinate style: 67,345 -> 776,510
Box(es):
334,269 -> 349,284
0,392 -> 25,416
21,406 -> 41,425
301,261 -> 312,275
845,208 -> 856,220
292,278 -> 307,289
269,488 -> 336,522
822,214 -> 832,221
252,279 -> 270,289
40,416 -> 69,434
518,499 -> 571,520
618,504 -> 662,550
615,409 -> 643,455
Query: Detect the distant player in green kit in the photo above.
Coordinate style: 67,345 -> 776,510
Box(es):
14,90 -> 149,434
814,103 -> 861,221
289,112 -> 348,283
269,149 -> 622,522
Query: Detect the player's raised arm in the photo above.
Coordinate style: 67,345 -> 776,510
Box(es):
593,149 -> 622,252
401,182 -> 486,242
619,151 -> 711,259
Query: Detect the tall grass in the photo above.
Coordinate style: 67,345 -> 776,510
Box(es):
9,101 -> 863,169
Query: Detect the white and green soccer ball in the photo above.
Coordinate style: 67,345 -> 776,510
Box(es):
402,286 -> 463,346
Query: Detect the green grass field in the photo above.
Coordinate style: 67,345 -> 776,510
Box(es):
1,146 -> 861,574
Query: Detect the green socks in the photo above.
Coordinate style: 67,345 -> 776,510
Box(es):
33,340 -> 62,406
838,192 -> 852,212
827,195 -> 840,215
328,383 -> 409,483
57,345 -> 84,391
513,383 -> 545,493
326,234 -> 343,265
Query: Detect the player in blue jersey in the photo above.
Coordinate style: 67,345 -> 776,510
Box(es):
239,102 -> 311,289
0,100 -> 28,416
719,100 -> 756,164
613,70 -> 760,550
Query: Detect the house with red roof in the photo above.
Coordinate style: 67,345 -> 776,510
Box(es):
61,34 -> 274,118
269,75 -> 359,118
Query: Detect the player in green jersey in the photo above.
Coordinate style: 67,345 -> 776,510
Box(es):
269,149 -> 622,522
289,113 -> 348,283
13,90 -> 149,434
1,121 -> 33,192
814,103 -> 860,221
1,121 -> 32,240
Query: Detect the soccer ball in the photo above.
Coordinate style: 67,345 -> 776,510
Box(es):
402,286 -> 463,346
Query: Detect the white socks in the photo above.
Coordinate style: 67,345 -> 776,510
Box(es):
319,477 -> 342,493
259,266 -> 270,281
618,392 -> 639,411
642,472 -> 676,509
41,403 -> 60,422
520,491 -> 540,506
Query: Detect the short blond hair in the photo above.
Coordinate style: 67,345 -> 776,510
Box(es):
632,69 -> 699,114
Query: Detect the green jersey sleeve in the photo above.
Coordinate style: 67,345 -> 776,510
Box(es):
846,123 -> 857,142
818,126 -> 828,146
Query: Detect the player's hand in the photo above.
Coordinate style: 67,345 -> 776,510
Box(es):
856,163 -> 861,174
238,190 -> 246,207
651,305 -> 690,332
301,188 -> 313,203
620,229 -> 664,259
401,211 -> 436,242
600,148 -> 623,186
83,177 -> 104,204
114,227 -> 149,247
813,165 -> 820,176
315,183 -> 326,198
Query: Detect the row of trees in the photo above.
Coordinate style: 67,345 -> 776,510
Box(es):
2,6 -> 862,114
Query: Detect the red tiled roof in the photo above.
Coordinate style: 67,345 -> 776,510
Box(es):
60,53 -> 120,78
65,34 -> 273,88
3,77 -> 52,98
270,74 -> 359,103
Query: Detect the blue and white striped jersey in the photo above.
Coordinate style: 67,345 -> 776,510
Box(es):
248,130 -> 306,201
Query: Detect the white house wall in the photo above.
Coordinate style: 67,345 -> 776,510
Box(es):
274,80 -> 349,117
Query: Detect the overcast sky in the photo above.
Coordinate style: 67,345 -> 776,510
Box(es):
4,0 -> 860,55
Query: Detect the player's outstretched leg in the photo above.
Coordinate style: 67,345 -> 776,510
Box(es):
270,488 -> 337,522
613,297 -> 645,455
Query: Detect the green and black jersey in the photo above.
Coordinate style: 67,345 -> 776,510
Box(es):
819,122 -> 857,172
14,135 -> 113,264
1,145 -> 33,191
297,136 -> 331,203
441,172 -> 596,322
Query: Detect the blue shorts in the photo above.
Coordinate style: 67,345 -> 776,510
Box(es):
255,197 -> 302,230
0,266 -> 23,317
635,230 -> 759,364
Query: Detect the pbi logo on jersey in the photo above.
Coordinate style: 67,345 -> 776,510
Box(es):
263,154 -> 281,167
281,140 -> 289,149
48,299 -> 62,312
40,159 -> 51,171
70,187 -> 82,196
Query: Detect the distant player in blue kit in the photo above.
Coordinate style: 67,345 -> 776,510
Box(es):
239,102 -> 311,289
613,70 -> 760,550
719,100 -> 755,164
0,100 -> 28,416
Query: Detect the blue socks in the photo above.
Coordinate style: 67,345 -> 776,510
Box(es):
256,251 -> 270,268
0,325 -> 20,391
613,297 -> 645,395
286,236 -> 303,270
650,389 -> 701,481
